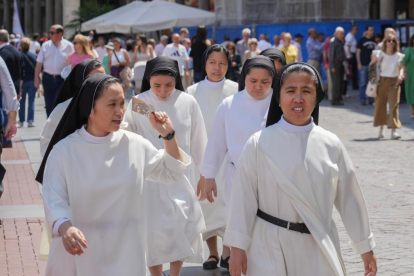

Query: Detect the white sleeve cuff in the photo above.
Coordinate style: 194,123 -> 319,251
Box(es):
223,229 -> 252,252
52,218 -> 70,237
201,164 -> 219,179
350,232 -> 376,254
162,148 -> 191,172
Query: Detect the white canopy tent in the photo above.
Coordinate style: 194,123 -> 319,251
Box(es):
81,1 -> 215,34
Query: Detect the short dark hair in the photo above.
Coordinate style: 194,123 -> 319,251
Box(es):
351,25 -> 358,30
33,33 -> 39,40
365,25 -> 374,31
224,35 -> 230,41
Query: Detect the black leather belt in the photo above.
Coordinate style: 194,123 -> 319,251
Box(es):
43,72 -> 63,78
257,209 -> 311,234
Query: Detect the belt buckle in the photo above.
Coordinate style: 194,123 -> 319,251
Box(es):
287,222 -> 291,231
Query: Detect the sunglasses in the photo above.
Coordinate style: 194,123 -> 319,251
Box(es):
387,39 -> 396,43
49,31 -> 57,35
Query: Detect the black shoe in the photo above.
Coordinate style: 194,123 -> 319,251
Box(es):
203,255 -> 219,270
220,256 -> 230,270
331,101 -> 344,106
360,102 -> 367,106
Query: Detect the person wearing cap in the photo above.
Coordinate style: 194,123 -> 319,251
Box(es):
154,35 -> 169,57
102,42 -> 114,74
226,62 -> 377,276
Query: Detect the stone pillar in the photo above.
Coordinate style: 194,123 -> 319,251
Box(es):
62,0 -> 80,38
24,0 -> 32,36
33,0 -> 41,34
198,0 -> 210,11
45,0 -> 54,30
3,0 -> 11,31
379,0 -> 395,19
55,0 -> 63,25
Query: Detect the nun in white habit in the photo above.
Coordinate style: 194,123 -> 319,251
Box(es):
39,59 -> 105,157
202,55 -> 276,268
37,73 -> 191,276
123,56 -> 205,276
186,44 -> 238,269
225,63 -> 377,276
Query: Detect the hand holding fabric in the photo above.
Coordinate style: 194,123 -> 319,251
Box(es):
229,247 -> 247,276
149,111 -> 173,137
204,178 -> 217,203
361,251 -> 377,276
59,221 -> 88,256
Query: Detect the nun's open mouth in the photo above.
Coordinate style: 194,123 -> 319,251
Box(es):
292,107 -> 304,113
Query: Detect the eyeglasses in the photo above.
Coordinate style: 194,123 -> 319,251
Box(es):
387,39 -> 396,43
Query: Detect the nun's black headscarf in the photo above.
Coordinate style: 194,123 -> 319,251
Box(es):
36,74 -> 118,184
140,56 -> 184,93
260,48 -> 287,67
266,62 -> 325,127
201,44 -> 232,80
238,55 -> 277,91
53,59 -> 103,110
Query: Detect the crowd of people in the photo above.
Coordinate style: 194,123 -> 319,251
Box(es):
0,21 -> 413,276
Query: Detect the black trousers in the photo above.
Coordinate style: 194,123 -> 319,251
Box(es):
0,125 -> 5,198
332,62 -> 345,103
348,54 -> 359,89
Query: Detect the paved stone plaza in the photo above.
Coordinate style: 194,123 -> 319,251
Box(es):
0,88 -> 413,275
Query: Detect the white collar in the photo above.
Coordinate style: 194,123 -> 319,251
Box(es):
79,125 -> 114,144
278,115 -> 314,133
203,76 -> 226,87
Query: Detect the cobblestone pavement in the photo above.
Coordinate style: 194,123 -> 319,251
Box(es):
0,88 -> 413,275
319,90 -> 414,275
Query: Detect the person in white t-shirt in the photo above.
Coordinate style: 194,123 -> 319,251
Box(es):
162,33 -> 189,84
345,25 -> 359,89
29,33 -> 41,54
95,37 -> 107,63
370,34 -> 405,140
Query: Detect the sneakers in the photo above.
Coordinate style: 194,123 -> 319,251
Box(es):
378,129 -> 384,139
391,131 -> 401,140
17,121 -> 23,128
28,121 -> 35,127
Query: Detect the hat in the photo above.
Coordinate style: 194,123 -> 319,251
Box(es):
105,42 -> 114,50
160,35 -> 168,41
113,37 -> 122,43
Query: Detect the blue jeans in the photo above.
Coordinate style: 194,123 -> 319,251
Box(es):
42,74 -> 64,117
19,81 -> 37,122
359,65 -> 374,103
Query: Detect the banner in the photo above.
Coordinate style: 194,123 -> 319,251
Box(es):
12,0 -> 25,37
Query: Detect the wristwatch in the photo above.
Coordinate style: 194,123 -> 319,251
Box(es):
159,130 -> 175,140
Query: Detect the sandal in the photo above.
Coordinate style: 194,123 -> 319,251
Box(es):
203,255 -> 219,270
220,256 -> 230,270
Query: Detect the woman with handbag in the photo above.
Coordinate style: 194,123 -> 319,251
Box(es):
108,38 -> 131,92
370,34 -> 405,140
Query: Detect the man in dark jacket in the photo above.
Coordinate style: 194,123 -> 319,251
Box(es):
329,27 -> 346,106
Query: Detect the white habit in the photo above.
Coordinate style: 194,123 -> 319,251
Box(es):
124,89 -> 206,266
42,127 -> 191,276
40,98 -> 71,157
224,117 -> 376,275
186,77 -> 238,239
202,88 -> 273,213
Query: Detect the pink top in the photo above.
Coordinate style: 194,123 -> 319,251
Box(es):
70,53 -> 90,66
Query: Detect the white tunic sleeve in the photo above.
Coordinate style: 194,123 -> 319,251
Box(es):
335,141 -> 376,255
190,100 -> 208,174
201,103 -> 228,179
141,136 -> 192,184
40,100 -> 69,157
223,135 -> 259,251
42,148 -> 73,232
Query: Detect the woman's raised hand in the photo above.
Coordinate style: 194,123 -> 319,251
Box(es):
149,112 -> 174,137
